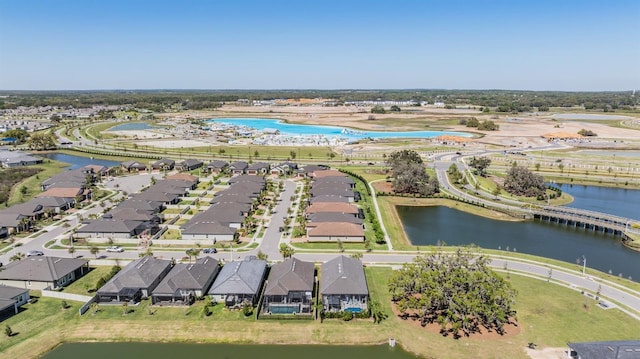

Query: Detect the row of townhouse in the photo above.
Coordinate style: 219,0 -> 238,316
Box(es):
304,169 -> 365,242
121,158 -> 205,173
0,165 -> 106,238
180,174 -> 266,241
75,173 -> 199,239
94,255 -> 368,315
124,158 -> 302,178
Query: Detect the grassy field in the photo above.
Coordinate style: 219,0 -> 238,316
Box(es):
2,267 -> 639,359
7,159 -> 69,205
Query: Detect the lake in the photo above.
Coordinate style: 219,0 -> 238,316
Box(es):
108,122 -> 158,131
42,343 -> 417,359
209,117 -> 473,140
41,152 -> 120,170
398,206 -> 639,280
556,183 -> 640,220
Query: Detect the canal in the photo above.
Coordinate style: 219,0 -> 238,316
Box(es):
42,343 -> 417,359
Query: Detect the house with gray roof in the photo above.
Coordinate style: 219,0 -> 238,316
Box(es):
181,220 -> 236,241
131,190 -> 181,205
229,161 -> 248,175
151,257 -> 220,305
177,158 -> 203,171
0,285 -> 30,316
320,256 -> 368,313
263,257 -> 315,315
151,158 -> 175,171
309,187 -> 355,202
308,212 -> 363,225
76,219 -> 157,239
97,257 -> 172,303
207,160 -> 229,174
0,256 -> 89,290
567,340 -> 640,359
121,160 -> 148,172
247,162 -> 269,175
0,150 -> 43,168
209,258 -> 267,307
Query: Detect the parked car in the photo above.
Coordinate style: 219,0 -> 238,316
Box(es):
26,250 -> 44,257
106,246 -> 124,253
203,248 -> 217,254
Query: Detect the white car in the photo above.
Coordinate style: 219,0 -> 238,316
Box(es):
106,246 -> 124,253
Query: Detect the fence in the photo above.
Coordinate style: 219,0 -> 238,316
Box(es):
41,288 -> 97,315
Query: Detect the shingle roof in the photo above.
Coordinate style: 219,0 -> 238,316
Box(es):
320,256 -> 368,296
207,160 -> 228,169
181,220 -> 236,235
311,194 -> 350,203
264,258 -> 314,296
0,256 -> 88,282
308,212 -> 363,224
36,187 -> 83,198
568,341 -> 640,359
98,257 -> 172,294
77,219 -> 147,234
0,285 -> 30,299
152,257 -> 219,296
305,202 -> 359,214
308,222 -> 364,237
208,259 -> 267,296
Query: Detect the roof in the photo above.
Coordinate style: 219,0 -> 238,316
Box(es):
311,194 -> 350,203
166,173 -> 198,183
152,257 -> 219,296
152,158 -> 175,167
0,256 -> 88,282
308,212 -> 363,224
181,220 -> 236,235
229,161 -> 248,171
310,187 -> 354,197
247,162 -> 269,171
77,219 -> 147,234
104,208 -> 158,222
32,196 -> 74,209
178,158 -> 203,167
312,169 -> 346,178
305,202 -> 359,214
207,160 -> 229,169
208,259 -> 267,296
98,257 -> 172,294
264,258 -> 314,296
308,222 -> 364,237
117,199 -> 164,212
320,256 -> 368,296
36,187 -> 83,198
0,285 -> 30,299
2,201 -> 44,216
568,340 -> 640,359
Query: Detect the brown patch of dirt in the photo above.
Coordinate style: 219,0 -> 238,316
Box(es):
373,181 -> 394,193
390,302 -> 520,340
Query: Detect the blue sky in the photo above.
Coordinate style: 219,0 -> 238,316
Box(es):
1,0 -> 638,91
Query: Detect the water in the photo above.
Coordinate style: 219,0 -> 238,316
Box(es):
398,206 -> 639,280
552,113 -> 634,120
209,118 -> 473,140
108,122 -> 157,131
42,343 -> 417,359
556,183 -> 640,220
41,152 -> 120,170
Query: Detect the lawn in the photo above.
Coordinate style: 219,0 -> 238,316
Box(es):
2,268 -> 639,359
62,266 -> 114,295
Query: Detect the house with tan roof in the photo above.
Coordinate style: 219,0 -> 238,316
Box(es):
307,222 -> 365,242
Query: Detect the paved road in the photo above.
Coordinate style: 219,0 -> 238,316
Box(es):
258,179 -> 296,260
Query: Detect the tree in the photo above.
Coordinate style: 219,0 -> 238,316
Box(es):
90,246 -> 99,258
390,105 -> 401,112
389,248 -> 517,338
2,129 -> 29,143
371,105 -> 386,114
447,163 -> 464,184
68,246 -> 76,258
578,129 -> 597,137
351,252 -> 363,260
468,156 -> 491,177
279,243 -> 295,258
5,325 -> 13,337
25,132 -> 57,150
289,150 -> 297,160
503,166 -> 545,197
256,250 -> 269,260
465,117 -> 480,127
386,150 -> 438,196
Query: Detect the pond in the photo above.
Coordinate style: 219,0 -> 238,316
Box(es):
556,183 -> 640,220
41,152 -> 120,170
42,343 -> 417,359
108,122 -> 158,131
209,118 -> 473,140
398,206 -> 639,281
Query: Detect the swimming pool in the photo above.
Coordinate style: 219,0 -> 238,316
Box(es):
209,118 -> 472,140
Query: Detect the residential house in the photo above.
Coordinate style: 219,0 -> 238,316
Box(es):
165,173 -> 199,189
209,258 -> 267,307
177,158 -> 203,171
229,161 -> 248,175
0,150 -> 43,168
320,256 -> 368,313
0,200 -> 44,234
130,190 -> 181,205
36,186 -> 87,203
151,257 -> 220,305
207,160 -> 229,175
307,222 -> 365,242
181,220 -> 236,241
41,170 -> 87,190
0,256 -> 89,290
31,196 -> 75,214
309,187 -> 355,202
151,158 -> 175,171
305,202 -> 359,217
0,285 -> 30,317
310,194 -> 351,204
307,212 -> 363,225
121,160 -> 148,172
246,162 -> 269,175
97,257 -> 172,303
263,257 -> 315,315
76,218 -> 157,239
567,340 -> 640,359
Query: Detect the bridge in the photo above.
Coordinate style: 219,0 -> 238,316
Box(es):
531,206 -> 637,236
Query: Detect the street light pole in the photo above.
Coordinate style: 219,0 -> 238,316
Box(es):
582,255 -> 587,276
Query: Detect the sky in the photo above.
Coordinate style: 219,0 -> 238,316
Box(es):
0,0 -> 639,91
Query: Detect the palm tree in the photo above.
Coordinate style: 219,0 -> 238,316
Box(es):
90,246 -> 99,258
279,243 -> 294,259
68,246 -> 76,258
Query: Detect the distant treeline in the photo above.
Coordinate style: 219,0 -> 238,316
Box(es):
0,89 -> 637,113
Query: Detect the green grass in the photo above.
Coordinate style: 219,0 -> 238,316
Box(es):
160,229 -> 182,240
8,160 -> 69,205
62,266 -> 113,295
